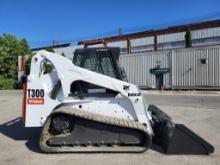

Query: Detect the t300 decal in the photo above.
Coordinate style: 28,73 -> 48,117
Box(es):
27,89 -> 44,104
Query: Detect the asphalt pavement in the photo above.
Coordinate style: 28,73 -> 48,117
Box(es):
0,90 -> 219,165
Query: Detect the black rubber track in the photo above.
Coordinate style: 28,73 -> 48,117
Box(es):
39,107 -> 152,153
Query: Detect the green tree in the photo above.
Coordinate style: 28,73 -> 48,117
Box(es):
61,52 -> 66,57
25,53 -> 35,75
25,47 -> 66,76
25,47 -> 55,75
20,39 -> 31,55
0,33 -> 31,89
185,28 -> 192,48
44,47 -> 55,52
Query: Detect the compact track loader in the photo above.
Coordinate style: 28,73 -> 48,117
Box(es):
22,47 -> 214,154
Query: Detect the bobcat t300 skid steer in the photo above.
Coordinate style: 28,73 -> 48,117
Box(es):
22,47 -> 214,154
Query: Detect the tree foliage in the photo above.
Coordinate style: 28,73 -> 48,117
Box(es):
61,52 -> 65,57
44,47 -> 55,52
0,33 -> 31,89
25,47 -> 55,75
25,53 -> 35,75
185,28 -> 192,48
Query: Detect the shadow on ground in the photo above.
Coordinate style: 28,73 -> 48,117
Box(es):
0,117 -> 42,153
0,117 -> 168,154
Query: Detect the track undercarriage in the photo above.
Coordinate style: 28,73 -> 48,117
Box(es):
39,107 -> 152,153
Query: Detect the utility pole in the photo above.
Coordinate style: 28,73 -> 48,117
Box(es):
52,40 -> 59,47
118,28 -> 123,35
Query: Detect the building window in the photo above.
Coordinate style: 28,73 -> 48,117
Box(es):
200,58 -> 207,65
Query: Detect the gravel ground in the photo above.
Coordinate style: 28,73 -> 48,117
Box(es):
0,90 -> 219,165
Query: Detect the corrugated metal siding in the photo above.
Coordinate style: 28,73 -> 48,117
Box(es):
108,41 -> 127,48
130,45 -> 154,53
119,46 -> 220,89
156,27 -> 220,44
172,47 -> 220,88
191,27 -> 220,39
130,37 -> 154,47
89,44 -> 105,48
158,32 -> 185,43
158,41 -> 185,50
130,37 -> 154,53
64,27 -> 220,53
119,51 -> 171,88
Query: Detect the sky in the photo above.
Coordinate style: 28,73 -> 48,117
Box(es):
0,0 -> 220,48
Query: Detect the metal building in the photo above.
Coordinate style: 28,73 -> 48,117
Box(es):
119,45 -> 220,89
29,20 -> 220,89
78,19 -> 220,54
